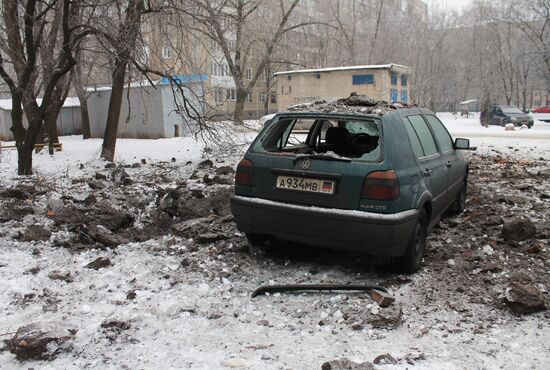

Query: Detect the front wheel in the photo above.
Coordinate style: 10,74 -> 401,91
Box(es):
395,209 -> 427,273
450,180 -> 467,214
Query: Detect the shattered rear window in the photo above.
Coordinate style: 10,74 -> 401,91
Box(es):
252,115 -> 382,162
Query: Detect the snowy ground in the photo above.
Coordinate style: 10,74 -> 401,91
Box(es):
0,115 -> 549,369
436,112 -> 550,160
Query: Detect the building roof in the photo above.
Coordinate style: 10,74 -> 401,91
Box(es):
0,97 -> 80,111
86,80 -> 160,92
274,64 -> 411,76
86,75 -> 204,92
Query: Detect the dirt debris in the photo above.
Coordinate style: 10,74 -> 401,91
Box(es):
372,353 -> 398,365
321,359 -> 374,370
369,289 -> 395,307
19,225 -> 51,242
505,281 -> 546,315
85,257 -> 112,270
502,218 -> 537,242
7,322 -> 76,361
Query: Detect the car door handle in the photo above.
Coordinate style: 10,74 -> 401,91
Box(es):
446,161 -> 452,168
423,169 -> 431,177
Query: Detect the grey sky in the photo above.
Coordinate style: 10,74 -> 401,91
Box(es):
426,0 -> 472,11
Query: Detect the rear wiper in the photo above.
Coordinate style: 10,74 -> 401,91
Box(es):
292,154 -> 352,163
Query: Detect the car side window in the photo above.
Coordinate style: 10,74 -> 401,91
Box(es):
406,115 -> 438,156
425,115 -> 453,153
403,119 -> 425,158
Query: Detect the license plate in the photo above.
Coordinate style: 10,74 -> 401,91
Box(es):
276,176 -> 335,194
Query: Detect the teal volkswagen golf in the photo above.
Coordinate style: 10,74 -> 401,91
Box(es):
230,100 -> 470,272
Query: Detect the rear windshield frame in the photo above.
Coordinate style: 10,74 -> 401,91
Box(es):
249,113 -> 384,163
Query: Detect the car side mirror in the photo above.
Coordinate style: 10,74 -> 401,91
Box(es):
454,138 -> 470,150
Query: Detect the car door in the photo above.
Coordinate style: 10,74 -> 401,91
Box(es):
424,114 -> 464,205
493,107 -> 504,125
403,115 -> 448,217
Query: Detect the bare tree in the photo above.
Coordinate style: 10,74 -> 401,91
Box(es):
0,0 -> 88,174
179,0 -> 314,124
98,0 -> 149,161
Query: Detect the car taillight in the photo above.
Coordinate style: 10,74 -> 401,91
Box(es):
361,170 -> 400,200
235,159 -> 255,186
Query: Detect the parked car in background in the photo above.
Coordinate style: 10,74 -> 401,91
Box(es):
481,105 -> 534,128
532,106 -> 550,113
231,99 -> 471,273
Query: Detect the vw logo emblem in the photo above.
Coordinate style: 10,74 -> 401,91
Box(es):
301,159 -> 311,169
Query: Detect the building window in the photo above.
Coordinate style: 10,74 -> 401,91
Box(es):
270,92 -> 277,104
391,72 -> 398,85
315,73 -> 321,79
260,92 -> 267,103
211,62 -> 221,76
246,92 -> 252,102
214,89 -> 224,103
162,46 -> 172,59
400,90 -> 408,103
390,89 -> 398,102
211,62 -> 232,77
226,88 -> 236,101
287,75 -> 292,81
245,68 -> 253,80
401,75 -> 408,86
352,74 -> 375,85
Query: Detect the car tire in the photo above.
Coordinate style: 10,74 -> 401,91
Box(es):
246,232 -> 269,246
395,209 -> 427,273
450,180 -> 467,214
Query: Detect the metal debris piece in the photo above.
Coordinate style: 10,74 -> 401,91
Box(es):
251,284 -> 388,298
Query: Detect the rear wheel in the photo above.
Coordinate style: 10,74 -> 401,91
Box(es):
395,209 -> 427,273
245,233 -> 277,255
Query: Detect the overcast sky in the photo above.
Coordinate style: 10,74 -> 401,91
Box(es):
426,0 -> 472,11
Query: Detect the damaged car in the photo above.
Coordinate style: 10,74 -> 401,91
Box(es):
230,96 -> 470,272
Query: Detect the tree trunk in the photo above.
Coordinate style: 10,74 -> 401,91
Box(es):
264,69 -> 270,116
46,114 -> 59,155
101,63 -> 126,161
79,98 -> 91,139
17,144 -> 33,175
16,118 -> 42,175
100,0 -> 144,161
263,97 -> 269,116
44,94 -> 64,155
74,67 -> 91,139
233,88 -> 247,125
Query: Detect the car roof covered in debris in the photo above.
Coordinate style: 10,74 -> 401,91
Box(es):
279,92 -> 419,118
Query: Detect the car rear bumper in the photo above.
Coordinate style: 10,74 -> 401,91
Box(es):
230,195 -> 420,257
